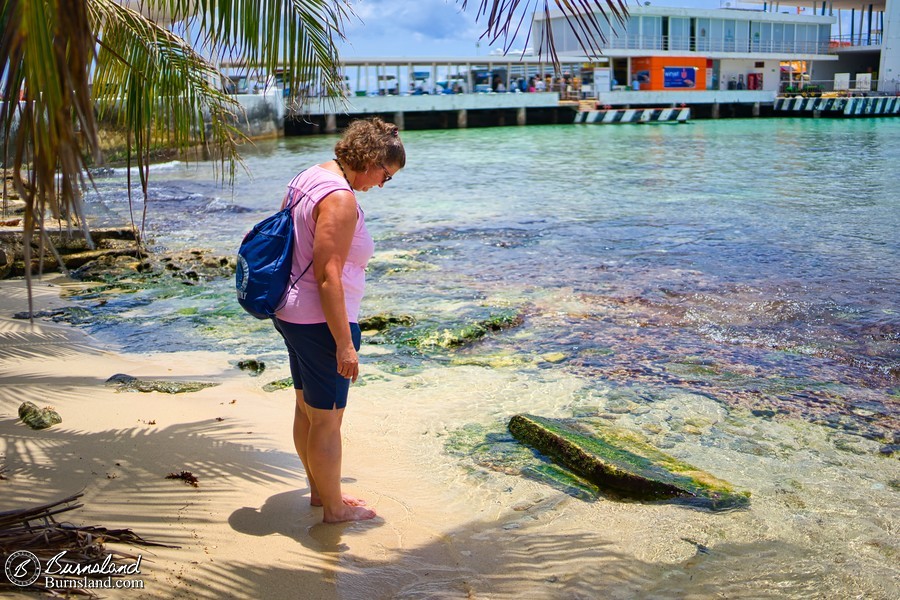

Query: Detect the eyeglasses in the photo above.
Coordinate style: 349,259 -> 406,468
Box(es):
379,164 -> 393,184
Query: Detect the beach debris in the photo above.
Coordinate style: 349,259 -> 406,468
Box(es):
236,359 -> 265,376
17,401 -> 62,430
166,471 -> 199,487
508,414 -> 750,510
105,373 -> 218,394
0,492 -> 177,597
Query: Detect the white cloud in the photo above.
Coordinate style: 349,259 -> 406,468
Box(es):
338,0 -> 499,57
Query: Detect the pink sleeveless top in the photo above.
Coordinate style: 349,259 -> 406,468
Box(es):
275,165 -> 375,324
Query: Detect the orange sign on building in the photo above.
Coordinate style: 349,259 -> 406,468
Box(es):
631,57 -> 708,91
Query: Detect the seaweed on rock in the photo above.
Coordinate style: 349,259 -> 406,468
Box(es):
508,414 -> 750,511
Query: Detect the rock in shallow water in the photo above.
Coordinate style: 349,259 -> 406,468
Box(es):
508,413 -> 750,511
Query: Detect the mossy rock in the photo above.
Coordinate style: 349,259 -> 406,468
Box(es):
262,377 -> 293,392
387,308 -> 523,349
18,401 -> 62,430
359,313 -> 416,332
236,359 -> 266,377
508,414 -> 750,510
445,424 -> 600,500
105,373 -> 219,394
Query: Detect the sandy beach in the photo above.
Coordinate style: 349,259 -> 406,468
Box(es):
2,275 -> 898,599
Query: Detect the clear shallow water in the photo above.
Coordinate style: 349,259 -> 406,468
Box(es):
77,118 -> 899,442
59,118 -> 900,598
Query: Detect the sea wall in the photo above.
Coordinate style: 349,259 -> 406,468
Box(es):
229,91 -> 285,140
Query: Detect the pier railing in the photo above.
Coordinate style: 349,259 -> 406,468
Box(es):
829,33 -> 883,49
778,79 -> 900,96
601,35 -> 831,55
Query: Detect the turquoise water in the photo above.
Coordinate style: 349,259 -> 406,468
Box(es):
78,118 -> 899,442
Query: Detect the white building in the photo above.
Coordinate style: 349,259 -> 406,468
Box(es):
535,1 -> 899,101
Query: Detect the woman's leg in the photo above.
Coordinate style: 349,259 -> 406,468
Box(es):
305,405 -> 376,523
294,394 -> 367,507
292,390 -> 319,500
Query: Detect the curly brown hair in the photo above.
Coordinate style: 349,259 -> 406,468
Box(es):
334,117 -> 406,172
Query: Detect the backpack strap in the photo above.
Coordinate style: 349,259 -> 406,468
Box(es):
273,170 -> 338,313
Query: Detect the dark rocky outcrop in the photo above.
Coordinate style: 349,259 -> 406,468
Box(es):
0,225 -> 143,278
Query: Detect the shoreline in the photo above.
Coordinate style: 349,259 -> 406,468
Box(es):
2,274 -> 899,599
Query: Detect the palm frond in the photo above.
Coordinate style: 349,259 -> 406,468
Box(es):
0,0 -> 98,315
90,0 -> 247,188
460,0 -> 628,70
0,0 -> 354,313
170,0 -> 352,101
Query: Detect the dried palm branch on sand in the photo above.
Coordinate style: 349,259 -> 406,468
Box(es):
0,492 -> 177,596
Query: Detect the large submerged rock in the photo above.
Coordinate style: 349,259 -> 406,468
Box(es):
508,414 -> 750,510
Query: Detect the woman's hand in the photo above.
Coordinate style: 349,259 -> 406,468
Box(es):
336,343 -> 359,382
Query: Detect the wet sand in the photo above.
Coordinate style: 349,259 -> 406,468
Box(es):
1,276 -> 898,599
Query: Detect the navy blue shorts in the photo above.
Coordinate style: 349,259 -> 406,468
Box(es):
273,320 -> 361,410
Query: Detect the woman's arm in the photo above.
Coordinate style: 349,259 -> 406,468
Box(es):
312,191 -> 360,382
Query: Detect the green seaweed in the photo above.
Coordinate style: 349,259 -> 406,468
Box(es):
236,359 -> 266,377
521,463 -> 600,502
262,377 -> 293,392
359,313 -> 416,331
386,308 -> 523,349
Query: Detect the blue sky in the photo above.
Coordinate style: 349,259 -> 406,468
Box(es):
336,0 -> 730,58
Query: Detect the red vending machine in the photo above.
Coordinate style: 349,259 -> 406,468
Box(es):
747,72 -> 763,90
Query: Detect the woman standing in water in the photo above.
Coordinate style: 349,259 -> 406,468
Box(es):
274,117 -> 405,523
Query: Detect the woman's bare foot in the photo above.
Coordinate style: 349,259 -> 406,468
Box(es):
323,505 -> 377,523
310,493 -> 367,507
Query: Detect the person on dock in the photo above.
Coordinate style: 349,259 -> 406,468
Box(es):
273,117 -> 405,523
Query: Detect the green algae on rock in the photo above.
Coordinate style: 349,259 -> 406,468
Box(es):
382,307 -> 524,349
18,401 -> 63,430
262,377 -> 293,392
359,313 -> 416,332
444,423 -> 601,500
508,414 -> 750,510
105,373 -> 218,394
236,359 -> 266,377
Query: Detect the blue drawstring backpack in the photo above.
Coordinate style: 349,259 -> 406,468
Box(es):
235,194 -> 311,319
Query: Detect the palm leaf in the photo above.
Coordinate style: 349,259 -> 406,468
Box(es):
460,0 -> 628,70
1,0 -> 98,315
0,0 -> 353,313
